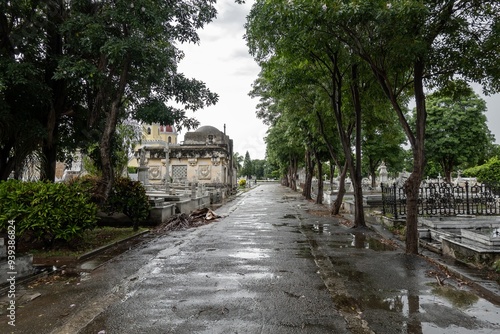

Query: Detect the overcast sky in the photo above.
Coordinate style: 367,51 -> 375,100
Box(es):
177,0 -> 500,161
177,0 -> 267,160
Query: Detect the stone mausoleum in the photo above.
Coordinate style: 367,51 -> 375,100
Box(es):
129,123 -> 236,194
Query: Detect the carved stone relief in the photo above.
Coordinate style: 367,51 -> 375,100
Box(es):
198,165 -> 211,180
149,165 -> 162,180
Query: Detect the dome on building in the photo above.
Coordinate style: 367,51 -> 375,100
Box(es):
184,124 -> 230,146
194,125 -> 221,134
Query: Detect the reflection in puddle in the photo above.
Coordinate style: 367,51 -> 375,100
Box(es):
229,249 -> 270,259
350,232 -> 396,251
306,224 -> 395,251
347,288 -> 499,334
358,294 -> 405,313
430,284 -> 479,309
311,223 -> 330,234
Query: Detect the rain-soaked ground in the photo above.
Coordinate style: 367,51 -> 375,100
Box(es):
1,183 -> 499,333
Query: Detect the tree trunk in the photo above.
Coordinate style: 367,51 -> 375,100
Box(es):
331,161 -> 348,215
292,156 -> 298,191
40,2 -> 66,182
302,149 -> 314,199
282,176 -> 289,187
442,159 -> 453,183
370,158 -> 379,188
98,55 -> 131,202
98,102 -> 120,202
0,140 -> 15,180
350,64 -> 366,228
316,159 -> 323,204
40,140 -> 57,181
405,59 -> 427,254
288,156 -> 298,192
371,170 -> 376,188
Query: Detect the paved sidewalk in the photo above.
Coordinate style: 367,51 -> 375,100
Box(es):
1,183 -> 499,333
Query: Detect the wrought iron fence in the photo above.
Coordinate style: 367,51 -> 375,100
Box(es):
381,181 -> 500,219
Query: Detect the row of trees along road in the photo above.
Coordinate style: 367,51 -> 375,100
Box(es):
245,1 -> 500,254
0,1 -> 249,201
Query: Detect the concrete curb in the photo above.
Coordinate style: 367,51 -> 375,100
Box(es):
77,229 -> 150,261
0,229 -> 151,297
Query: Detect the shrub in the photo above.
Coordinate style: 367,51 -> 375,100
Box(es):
71,176 -> 151,231
238,179 -> 246,187
493,259 -> 500,273
463,157 -> 500,183
0,179 -> 98,246
104,177 -> 150,231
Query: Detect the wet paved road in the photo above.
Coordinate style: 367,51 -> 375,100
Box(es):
3,183 -> 500,333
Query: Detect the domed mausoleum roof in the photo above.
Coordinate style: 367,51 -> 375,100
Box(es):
184,124 -> 230,145
194,125 -> 221,134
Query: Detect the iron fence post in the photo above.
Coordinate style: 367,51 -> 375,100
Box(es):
381,183 -> 386,215
466,181 -> 470,215
393,183 -> 398,220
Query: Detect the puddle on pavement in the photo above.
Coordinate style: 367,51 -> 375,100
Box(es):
311,223 -> 331,234
303,227 -> 396,251
297,223 -> 497,332
228,248 -> 270,259
336,285 -> 500,333
350,233 -> 396,251
429,284 -> 479,309
272,223 -> 289,227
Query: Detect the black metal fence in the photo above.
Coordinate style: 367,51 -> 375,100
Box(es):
381,182 -> 500,219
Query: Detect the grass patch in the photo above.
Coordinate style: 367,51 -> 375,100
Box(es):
25,227 -> 148,258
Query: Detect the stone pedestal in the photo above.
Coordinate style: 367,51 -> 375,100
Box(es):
137,166 -> 149,185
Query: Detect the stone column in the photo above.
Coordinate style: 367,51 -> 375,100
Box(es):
191,182 -> 197,198
137,147 -> 149,186
164,146 -> 170,193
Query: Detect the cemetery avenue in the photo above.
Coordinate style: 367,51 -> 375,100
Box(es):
1,183 -> 500,333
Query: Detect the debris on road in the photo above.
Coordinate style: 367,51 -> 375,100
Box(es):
153,208 -> 222,234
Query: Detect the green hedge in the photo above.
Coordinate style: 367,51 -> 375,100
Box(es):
0,179 -> 98,245
0,176 -> 151,246
72,176 -> 150,231
105,177 -> 150,230
463,157 -> 500,183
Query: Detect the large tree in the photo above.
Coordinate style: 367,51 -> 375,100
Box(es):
59,0 -> 219,200
241,151 -> 254,179
424,81 -> 494,182
0,1 -> 59,180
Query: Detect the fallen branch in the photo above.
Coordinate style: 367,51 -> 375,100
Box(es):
153,208 -> 221,234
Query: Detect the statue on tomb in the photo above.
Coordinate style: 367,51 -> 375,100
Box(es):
378,161 -> 388,183
139,147 -> 147,167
